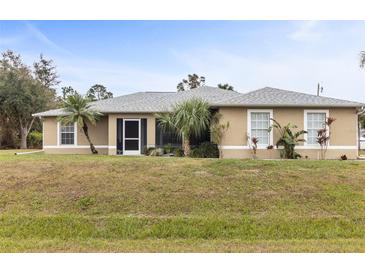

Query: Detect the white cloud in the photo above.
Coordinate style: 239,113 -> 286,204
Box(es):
3,21 -> 365,103
0,35 -> 25,46
289,21 -> 323,42
55,57 -> 179,95
23,21 -> 72,55
172,47 -> 365,102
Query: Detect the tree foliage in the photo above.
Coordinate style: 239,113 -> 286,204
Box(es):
86,84 -> 113,101
61,86 -> 79,100
217,83 -> 234,90
58,94 -> 102,154
156,98 -> 211,156
33,54 -> 60,90
359,114 -> 365,129
177,74 -> 205,92
0,50 -> 58,148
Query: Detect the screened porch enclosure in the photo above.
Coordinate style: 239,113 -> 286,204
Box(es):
155,119 -> 211,149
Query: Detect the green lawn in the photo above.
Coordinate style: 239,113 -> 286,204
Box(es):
0,151 -> 365,252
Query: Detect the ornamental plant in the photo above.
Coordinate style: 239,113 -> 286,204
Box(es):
247,136 -> 259,159
269,119 -> 306,159
317,117 -> 336,160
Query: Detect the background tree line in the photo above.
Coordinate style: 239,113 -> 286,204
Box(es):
0,49 -> 234,150
177,73 -> 234,91
0,50 -> 112,149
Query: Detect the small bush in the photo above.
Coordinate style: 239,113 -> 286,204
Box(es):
190,142 -> 219,158
340,154 -> 348,160
28,131 -> 42,148
163,143 -> 174,154
145,147 -> 155,155
173,147 -> 184,157
149,148 -> 164,156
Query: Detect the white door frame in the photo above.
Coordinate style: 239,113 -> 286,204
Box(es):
123,119 -> 141,155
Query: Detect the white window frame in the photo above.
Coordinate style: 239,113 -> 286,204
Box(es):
57,121 -> 77,147
123,118 -> 141,155
247,109 -> 273,148
304,109 -> 329,147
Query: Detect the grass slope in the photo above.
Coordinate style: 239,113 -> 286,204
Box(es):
0,152 -> 364,252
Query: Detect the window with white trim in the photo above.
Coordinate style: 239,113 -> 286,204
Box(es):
250,112 -> 271,146
306,112 -> 326,145
60,123 -> 75,145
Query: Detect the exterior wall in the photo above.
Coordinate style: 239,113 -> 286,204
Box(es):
222,148 -> 358,160
107,113 -> 156,155
273,108 -> 304,145
42,114 -> 155,155
219,107 -> 359,160
44,148 -> 109,155
43,117 -> 58,146
220,107 -> 247,146
329,108 -> 357,146
41,107 -> 359,159
42,116 -> 109,155
77,116 -> 109,146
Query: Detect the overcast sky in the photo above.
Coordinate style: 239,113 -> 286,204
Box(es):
1,20 -> 365,102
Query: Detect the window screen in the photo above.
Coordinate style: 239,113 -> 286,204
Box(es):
250,112 -> 270,145
306,112 -> 326,145
60,123 -> 75,145
155,119 -> 181,148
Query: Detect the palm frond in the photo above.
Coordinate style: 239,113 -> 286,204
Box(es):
156,98 -> 211,143
58,93 -> 102,128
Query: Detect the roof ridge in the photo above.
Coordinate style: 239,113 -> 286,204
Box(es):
143,91 -> 176,94
186,85 -> 240,93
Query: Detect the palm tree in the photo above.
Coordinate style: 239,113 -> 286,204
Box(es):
360,51 -> 365,68
58,94 -> 101,154
156,98 -> 211,156
217,83 -> 234,90
177,74 -> 206,92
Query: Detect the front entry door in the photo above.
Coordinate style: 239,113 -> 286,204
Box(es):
123,119 -> 140,155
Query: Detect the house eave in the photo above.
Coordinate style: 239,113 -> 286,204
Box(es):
212,103 -> 365,108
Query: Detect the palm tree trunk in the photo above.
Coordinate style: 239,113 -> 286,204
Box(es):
183,136 -> 190,157
82,124 -> 98,154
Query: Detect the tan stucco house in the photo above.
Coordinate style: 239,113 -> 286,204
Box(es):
34,86 -> 364,159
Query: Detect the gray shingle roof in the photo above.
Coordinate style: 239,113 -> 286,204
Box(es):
216,87 -> 364,107
33,86 -> 364,117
